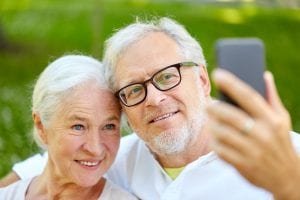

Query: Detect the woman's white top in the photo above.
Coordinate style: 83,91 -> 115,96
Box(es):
0,177 -> 137,200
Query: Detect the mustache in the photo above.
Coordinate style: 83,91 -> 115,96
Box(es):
143,105 -> 179,123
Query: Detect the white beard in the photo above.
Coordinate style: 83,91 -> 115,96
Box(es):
152,124 -> 192,155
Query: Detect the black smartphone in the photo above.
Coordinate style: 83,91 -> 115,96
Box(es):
215,38 -> 266,106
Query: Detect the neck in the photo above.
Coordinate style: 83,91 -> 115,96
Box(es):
26,163 -> 105,199
156,126 -> 212,168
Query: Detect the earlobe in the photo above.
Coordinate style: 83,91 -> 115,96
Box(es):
199,65 -> 211,96
127,120 -> 132,129
121,112 -> 133,132
32,112 -> 48,145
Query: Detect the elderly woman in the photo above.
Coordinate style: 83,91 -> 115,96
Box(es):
0,55 -> 137,199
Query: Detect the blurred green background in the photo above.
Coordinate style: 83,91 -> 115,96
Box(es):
1,0 -> 300,178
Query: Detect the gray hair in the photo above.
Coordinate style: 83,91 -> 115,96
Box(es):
32,55 -> 107,149
103,17 -> 206,91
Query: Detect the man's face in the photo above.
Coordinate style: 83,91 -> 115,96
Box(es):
115,32 -> 211,156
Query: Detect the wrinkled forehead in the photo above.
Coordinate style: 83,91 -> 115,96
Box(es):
114,32 -> 183,89
58,83 -> 120,115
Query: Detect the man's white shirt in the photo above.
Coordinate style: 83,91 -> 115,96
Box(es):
107,134 -> 273,200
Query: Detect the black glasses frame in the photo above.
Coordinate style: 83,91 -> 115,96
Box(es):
115,61 -> 198,107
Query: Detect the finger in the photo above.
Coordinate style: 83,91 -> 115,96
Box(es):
207,101 -> 276,150
212,69 -> 272,119
264,71 -> 287,114
210,129 -> 256,174
211,139 -> 246,168
208,119 -> 255,156
263,72 -> 292,143
207,101 -> 255,135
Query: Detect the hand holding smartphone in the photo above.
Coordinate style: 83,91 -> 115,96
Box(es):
215,38 -> 266,106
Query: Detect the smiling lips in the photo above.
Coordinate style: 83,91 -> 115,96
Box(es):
150,111 -> 179,123
76,160 -> 101,167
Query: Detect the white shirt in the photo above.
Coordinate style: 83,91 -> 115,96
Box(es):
13,153 -> 48,180
0,177 -> 137,200
106,134 -> 273,200
12,132 -> 300,200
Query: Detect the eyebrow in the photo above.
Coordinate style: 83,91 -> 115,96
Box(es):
104,115 -> 120,122
68,114 -> 87,122
119,67 -> 158,88
120,77 -> 144,88
68,114 -> 120,122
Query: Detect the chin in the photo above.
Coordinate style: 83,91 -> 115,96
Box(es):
150,127 -> 191,155
77,178 -> 100,188
72,172 -> 103,187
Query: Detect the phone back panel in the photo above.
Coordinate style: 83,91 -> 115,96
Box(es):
216,38 -> 266,104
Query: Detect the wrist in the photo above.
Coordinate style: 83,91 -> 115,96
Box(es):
274,158 -> 300,200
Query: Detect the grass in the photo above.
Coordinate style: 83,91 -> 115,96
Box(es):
1,0 -> 300,177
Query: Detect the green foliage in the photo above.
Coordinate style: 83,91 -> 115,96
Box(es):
1,0 -> 300,177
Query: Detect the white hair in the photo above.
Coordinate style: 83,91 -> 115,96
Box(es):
103,17 -> 206,91
32,55 -> 107,148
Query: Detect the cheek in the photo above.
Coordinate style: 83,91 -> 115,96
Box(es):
181,79 -> 206,103
49,134 -> 83,161
103,134 -> 121,156
124,108 -> 143,128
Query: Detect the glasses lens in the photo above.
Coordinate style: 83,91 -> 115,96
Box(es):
119,84 -> 145,106
153,66 -> 180,90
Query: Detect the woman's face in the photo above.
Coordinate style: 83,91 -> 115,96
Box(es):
39,82 -> 121,187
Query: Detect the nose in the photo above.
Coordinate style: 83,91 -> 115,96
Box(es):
82,131 -> 104,156
144,83 -> 167,107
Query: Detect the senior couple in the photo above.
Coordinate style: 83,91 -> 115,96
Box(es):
1,17 -> 300,200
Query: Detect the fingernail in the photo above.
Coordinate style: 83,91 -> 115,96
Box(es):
212,69 -> 227,82
264,71 -> 274,82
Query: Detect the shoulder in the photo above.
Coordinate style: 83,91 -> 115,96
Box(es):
99,179 -> 138,200
106,133 -> 142,168
120,134 -> 140,148
0,178 -> 33,199
13,152 -> 48,179
105,133 -> 148,192
117,133 -> 142,158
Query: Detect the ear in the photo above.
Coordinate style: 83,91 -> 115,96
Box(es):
199,64 -> 211,96
121,111 -> 133,131
126,120 -> 132,129
32,112 -> 48,145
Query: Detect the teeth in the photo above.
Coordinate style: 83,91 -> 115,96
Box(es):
78,161 -> 99,167
153,113 -> 174,122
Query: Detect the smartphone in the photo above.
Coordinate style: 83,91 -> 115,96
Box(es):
215,38 -> 266,106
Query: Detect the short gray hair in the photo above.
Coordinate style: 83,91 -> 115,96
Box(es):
32,55 -> 106,148
103,17 -> 206,91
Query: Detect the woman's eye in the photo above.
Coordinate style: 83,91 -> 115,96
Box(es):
72,124 -> 84,131
104,124 -> 116,130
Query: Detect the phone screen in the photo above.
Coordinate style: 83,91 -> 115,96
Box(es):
215,38 -> 266,105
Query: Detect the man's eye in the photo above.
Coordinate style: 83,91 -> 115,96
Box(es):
72,124 -> 84,131
130,86 -> 142,94
104,124 -> 116,130
162,73 -> 175,80
127,86 -> 143,98
157,73 -> 177,84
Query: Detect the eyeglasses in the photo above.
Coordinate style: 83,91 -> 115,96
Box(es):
115,62 -> 198,107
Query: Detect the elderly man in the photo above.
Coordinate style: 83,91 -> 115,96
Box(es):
103,17 -> 300,200
1,17 -> 300,200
